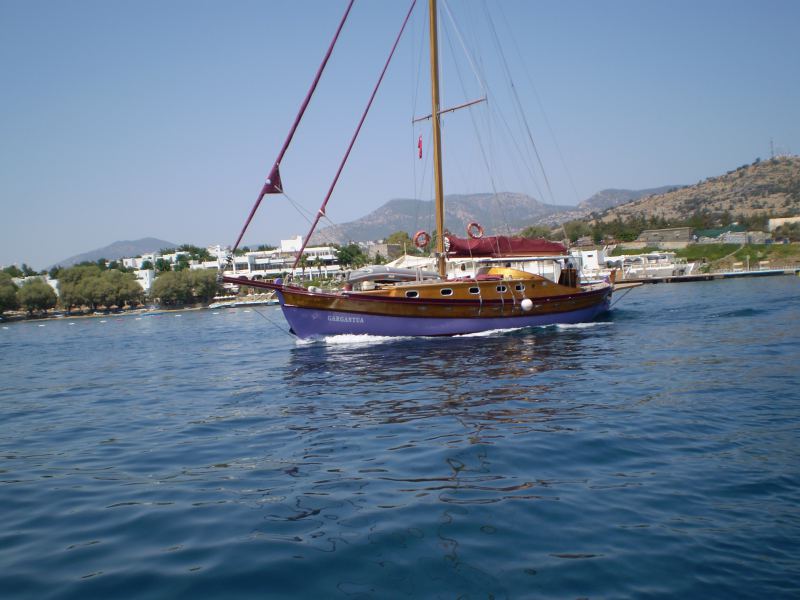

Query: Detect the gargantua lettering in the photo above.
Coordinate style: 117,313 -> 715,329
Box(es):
328,315 -> 365,323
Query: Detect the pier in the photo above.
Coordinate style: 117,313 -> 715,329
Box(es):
619,268 -> 800,285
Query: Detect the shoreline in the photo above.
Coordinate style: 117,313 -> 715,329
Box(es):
0,304 -> 208,325
3,270 -> 798,326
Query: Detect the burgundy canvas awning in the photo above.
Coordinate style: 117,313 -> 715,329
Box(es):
446,235 -> 566,257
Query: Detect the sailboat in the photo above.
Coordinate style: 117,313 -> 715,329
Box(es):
223,0 -> 612,339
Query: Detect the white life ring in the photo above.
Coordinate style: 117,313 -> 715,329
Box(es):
467,222 -> 484,239
413,230 -> 431,248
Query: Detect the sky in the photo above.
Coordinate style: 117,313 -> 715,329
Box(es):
1,0 -> 798,270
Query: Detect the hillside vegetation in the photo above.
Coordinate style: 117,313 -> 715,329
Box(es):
598,156 -> 800,225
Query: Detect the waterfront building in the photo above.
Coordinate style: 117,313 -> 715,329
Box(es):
12,275 -> 61,297
636,227 -> 694,249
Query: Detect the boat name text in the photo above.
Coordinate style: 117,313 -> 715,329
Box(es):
328,315 -> 365,324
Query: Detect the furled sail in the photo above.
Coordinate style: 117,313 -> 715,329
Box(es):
446,235 -> 566,257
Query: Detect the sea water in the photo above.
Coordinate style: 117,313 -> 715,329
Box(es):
1,277 -> 799,599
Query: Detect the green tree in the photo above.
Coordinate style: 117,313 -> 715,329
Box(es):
386,231 -> 411,244
85,275 -> 115,310
154,258 -> 172,273
101,269 -> 144,308
0,272 -> 19,314
775,222 -> 800,241
173,255 -> 191,271
313,257 -> 324,278
150,271 -> 192,306
57,265 -> 103,311
177,244 -> 212,261
149,270 -> 219,306
140,260 -> 154,270
188,270 -> 221,303
336,244 -> 368,269
562,220 -> 592,242
385,230 -> 424,255
298,254 -> 309,278
520,225 -> 555,239
3,265 -> 23,278
17,279 -> 57,315
56,264 -> 142,311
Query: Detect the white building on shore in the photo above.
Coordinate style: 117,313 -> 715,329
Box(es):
118,237 -> 342,292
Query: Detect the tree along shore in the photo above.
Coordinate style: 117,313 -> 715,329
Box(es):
1,261 -> 223,321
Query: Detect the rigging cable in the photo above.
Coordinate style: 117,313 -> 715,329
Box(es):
439,1 -> 508,254
495,3 -> 581,205
251,306 -> 293,337
292,0 -> 418,270
482,2 -> 557,208
609,286 -> 636,309
230,0 -> 355,255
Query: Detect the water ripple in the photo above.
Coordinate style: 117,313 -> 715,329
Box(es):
1,278 -> 799,598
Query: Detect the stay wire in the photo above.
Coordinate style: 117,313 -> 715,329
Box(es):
495,3 -> 581,205
483,2 -> 557,207
251,306 -> 293,337
609,286 -> 635,309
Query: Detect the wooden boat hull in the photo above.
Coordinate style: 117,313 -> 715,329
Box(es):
223,277 -> 612,338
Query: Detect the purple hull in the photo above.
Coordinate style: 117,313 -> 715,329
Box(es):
275,290 -> 611,338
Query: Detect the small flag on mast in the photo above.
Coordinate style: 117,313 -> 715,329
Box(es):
418,135 -> 423,159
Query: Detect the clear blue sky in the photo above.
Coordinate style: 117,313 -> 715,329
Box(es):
1,0 -> 798,269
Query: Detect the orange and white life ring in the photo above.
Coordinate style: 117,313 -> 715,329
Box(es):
467,222 -> 484,239
413,230 -> 431,248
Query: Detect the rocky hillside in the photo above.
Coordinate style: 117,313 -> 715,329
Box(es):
526,186 -> 684,227
579,186 -> 681,213
598,156 -> 800,224
312,193 -> 571,244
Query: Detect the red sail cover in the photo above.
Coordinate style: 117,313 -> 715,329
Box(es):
446,235 -> 566,257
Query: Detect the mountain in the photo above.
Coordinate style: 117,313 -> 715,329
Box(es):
521,186 -> 685,228
311,192 -> 572,244
578,186 -> 683,212
51,237 -> 177,268
597,156 -> 800,224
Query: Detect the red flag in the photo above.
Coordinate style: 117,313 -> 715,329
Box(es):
418,135 -> 423,159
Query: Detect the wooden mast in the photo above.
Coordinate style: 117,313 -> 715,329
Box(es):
428,0 -> 446,278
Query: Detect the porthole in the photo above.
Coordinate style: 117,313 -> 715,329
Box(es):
440,288 -> 453,296
515,284 -> 525,291
469,286 -> 480,294
405,290 -> 419,298
496,285 -> 508,293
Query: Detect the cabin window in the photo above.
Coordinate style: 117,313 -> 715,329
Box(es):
440,288 -> 453,296
515,284 -> 525,291
469,286 -> 480,294
496,285 -> 508,293
405,290 -> 419,298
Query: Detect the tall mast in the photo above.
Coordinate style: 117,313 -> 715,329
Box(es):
428,0 -> 446,278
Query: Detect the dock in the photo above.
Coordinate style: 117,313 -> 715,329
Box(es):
618,268 -> 800,285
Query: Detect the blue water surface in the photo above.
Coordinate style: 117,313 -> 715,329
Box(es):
1,277 -> 799,599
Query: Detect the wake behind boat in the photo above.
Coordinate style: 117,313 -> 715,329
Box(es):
221,0 -> 614,339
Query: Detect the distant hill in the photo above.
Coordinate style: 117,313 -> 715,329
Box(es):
312,192 -> 572,244
310,187 -> 694,244
524,186 -> 685,227
578,186 -> 682,212
598,156 -> 800,224
51,237 -> 177,268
